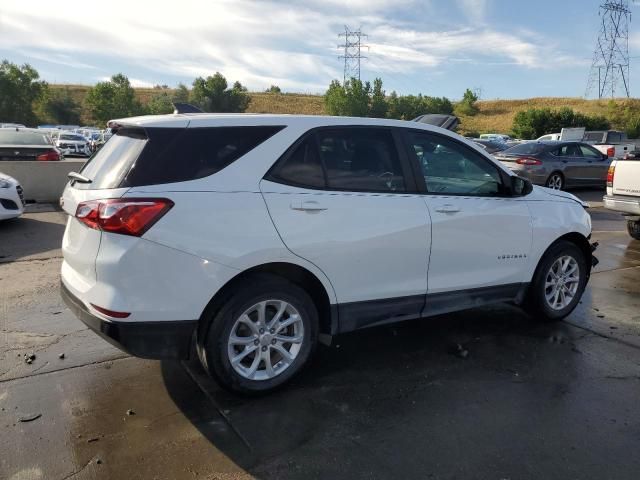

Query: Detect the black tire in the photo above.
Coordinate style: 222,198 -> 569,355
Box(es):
628,220 -> 640,241
524,240 -> 588,322
201,273 -> 318,395
545,172 -> 565,190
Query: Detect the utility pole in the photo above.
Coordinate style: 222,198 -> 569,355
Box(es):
338,26 -> 368,84
585,1 -> 632,98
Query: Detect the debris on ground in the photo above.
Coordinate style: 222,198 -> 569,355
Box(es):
597,314 -> 605,318
24,353 -> 36,364
449,343 -> 469,359
126,409 -> 135,416
95,458 -> 102,465
18,413 -> 42,422
87,437 -> 100,443
58,353 -> 65,359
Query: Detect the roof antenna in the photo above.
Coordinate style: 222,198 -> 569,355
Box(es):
172,103 -> 204,114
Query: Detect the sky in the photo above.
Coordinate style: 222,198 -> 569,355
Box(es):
1,0 -> 640,99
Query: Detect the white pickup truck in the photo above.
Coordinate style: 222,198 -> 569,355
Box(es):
604,158 -> 640,240
583,130 -> 637,159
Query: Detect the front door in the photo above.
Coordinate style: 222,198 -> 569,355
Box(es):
261,127 -> 431,331
402,129 -> 533,297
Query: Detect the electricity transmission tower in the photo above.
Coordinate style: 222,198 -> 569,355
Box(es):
585,1 -> 632,98
338,26 -> 368,84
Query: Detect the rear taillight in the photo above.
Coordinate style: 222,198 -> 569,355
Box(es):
36,150 -> 60,161
516,157 -> 542,166
75,198 -> 174,237
607,165 -> 615,187
607,147 -> 615,158
90,304 -> 130,318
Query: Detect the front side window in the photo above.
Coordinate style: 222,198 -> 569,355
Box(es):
406,130 -> 504,196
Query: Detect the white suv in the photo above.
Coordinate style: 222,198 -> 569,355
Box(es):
60,114 -> 597,394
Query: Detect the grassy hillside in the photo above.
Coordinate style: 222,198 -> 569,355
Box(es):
51,84 -> 636,134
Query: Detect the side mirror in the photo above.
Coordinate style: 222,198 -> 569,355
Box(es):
511,176 -> 533,196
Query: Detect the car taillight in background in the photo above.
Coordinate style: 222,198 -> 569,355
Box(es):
607,147 -> 615,158
516,157 -> 542,166
36,150 -> 61,161
75,198 -> 174,237
607,164 -> 615,187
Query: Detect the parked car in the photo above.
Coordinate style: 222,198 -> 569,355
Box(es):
1,123 -> 26,129
0,128 -> 62,161
55,133 -> 91,157
0,172 -> 25,220
603,157 -> 640,240
480,133 -> 512,142
583,130 -> 636,159
495,141 -> 611,190
60,114 -> 597,394
470,138 -> 509,154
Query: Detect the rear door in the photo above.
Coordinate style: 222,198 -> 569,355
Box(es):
261,126 -> 431,331
401,128 -> 533,296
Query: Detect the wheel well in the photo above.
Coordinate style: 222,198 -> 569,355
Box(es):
535,232 -> 592,279
197,262 -> 334,344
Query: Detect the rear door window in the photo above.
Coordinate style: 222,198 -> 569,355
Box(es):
76,126 -> 284,189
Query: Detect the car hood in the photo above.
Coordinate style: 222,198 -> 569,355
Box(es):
530,185 -> 588,207
0,172 -> 18,184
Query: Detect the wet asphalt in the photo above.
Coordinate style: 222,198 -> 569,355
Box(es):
1,189 -> 640,480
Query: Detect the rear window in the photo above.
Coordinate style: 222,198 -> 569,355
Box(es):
60,134 -> 85,141
502,143 -> 546,155
77,126 -> 284,189
0,130 -> 51,145
584,132 -> 604,142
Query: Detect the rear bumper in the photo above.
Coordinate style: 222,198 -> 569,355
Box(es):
603,195 -> 640,215
61,281 -> 196,359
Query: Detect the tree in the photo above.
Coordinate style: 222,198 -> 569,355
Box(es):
0,60 -> 47,125
456,88 -> 479,116
189,72 -> 250,112
85,73 -> 144,125
146,91 -> 174,115
36,87 -> 81,125
369,78 -> 387,118
386,93 -> 453,120
173,83 -> 190,103
323,78 -> 374,117
512,107 -> 610,139
265,85 -> 282,94
324,80 -> 348,116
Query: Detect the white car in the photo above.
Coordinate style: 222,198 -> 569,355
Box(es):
60,114 -> 597,394
55,132 -> 91,157
0,173 -> 25,220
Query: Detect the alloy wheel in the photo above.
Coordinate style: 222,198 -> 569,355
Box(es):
227,300 -> 304,381
547,174 -> 563,190
544,255 -> 580,310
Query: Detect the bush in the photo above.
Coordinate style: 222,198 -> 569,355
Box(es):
512,107 -> 611,140
455,88 -> 479,116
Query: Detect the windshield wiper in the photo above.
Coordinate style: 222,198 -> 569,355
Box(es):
67,171 -> 92,184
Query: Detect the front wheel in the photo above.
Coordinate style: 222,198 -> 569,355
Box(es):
546,172 -> 564,190
628,220 -> 640,240
201,274 -> 318,394
524,240 -> 587,321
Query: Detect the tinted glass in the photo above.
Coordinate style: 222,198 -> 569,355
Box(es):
60,134 -> 85,141
0,130 -> 51,145
580,145 -> 603,159
272,138 -> 325,188
317,128 -> 405,192
407,131 -> 504,195
556,144 -> 582,156
583,132 -> 604,142
76,126 -> 283,190
609,132 -> 622,143
502,143 -> 546,155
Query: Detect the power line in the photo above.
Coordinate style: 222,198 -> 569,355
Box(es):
338,26 -> 368,84
585,1 -> 632,98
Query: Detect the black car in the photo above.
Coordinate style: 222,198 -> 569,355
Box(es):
0,128 -> 62,161
494,141 -> 610,190
467,138 -> 509,154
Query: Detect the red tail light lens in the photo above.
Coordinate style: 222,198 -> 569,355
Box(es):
75,198 -> 174,237
607,147 -> 615,158
607,165 -> 615,187
90,304 -> 131,318
516,157 -> 542,166
36,150 -> 61,161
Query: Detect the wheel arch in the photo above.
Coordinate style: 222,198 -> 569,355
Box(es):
196,262 -> 337,351
532,231 -> 593,281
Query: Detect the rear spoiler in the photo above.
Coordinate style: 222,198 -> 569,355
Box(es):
413,114 -> 460,131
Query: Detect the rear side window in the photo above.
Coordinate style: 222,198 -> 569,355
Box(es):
502,143 -> 546,155
269,127 -> 407,193
77,126 -> 283,189
0,130 -> 51,145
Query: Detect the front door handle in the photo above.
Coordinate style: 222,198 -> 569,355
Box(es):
435,204 -> 461,214
290,200 -> 328,211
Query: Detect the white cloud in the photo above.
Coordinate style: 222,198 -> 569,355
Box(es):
456,0 -> 490,24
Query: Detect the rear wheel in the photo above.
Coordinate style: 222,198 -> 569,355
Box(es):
201,274 -> 318,394
524,240 -> 587,321
546,172 -> 564,190
627,220 -> 640,240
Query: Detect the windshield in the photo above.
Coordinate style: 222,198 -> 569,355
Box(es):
501,143 -> 546,155
0,130 -> 52,145
60,134 -> 86,141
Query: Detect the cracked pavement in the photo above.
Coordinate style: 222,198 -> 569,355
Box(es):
2,194 -> 640,480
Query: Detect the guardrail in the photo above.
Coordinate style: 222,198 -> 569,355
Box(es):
1,160 -> 87,203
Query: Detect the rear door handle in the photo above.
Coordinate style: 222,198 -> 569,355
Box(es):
290,200 -> 328,211
435,204 -> 461,214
